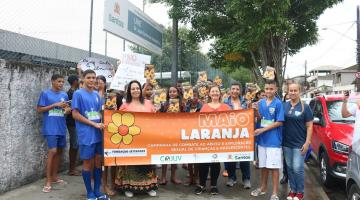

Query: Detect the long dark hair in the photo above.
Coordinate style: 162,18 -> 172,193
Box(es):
163,85 -> 183,112
126,80 -> 144,104
96,75 -> 107,92
166,86 -> 182,101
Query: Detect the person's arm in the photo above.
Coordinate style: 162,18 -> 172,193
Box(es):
301,121 -> 313,155
63,105 -> 71,115
254,121 -> 283,136
72,109 -> 103,129
36,101 -> 67,113
341,95 -> 353,118
255,99 -> 284,136
77,64 -> 83,79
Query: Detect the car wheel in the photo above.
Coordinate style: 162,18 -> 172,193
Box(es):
319,151 -> 334,187
348,184 -> 360,200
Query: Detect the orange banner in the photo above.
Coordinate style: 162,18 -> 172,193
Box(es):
103,109 -> 254,166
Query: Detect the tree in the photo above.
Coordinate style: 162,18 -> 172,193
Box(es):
130,26 -> 212,85
153,0 -> 343,95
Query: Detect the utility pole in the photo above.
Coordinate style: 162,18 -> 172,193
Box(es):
105,32 -> 108,57
88,0 -> 94,57
178,39 -> 182,80
171,18 -> 178,85
357,6 -> 360,92
304,60 -> 307,96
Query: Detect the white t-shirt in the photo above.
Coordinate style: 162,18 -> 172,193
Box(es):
349,103 -> 360,153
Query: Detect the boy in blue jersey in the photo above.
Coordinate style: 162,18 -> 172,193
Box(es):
71,70 -> 109,200
250,80 -> 284,200
37,74 -> 70,193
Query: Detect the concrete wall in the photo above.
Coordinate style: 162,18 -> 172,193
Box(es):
341,73 -> 355,86
0,59 -> 70,193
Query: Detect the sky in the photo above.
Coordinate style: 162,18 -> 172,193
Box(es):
0,0 -> 357,78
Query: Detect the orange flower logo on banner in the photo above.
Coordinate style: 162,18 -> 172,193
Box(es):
107,113 -> 140,145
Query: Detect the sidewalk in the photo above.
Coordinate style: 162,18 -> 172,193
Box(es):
0,163 -> 329,200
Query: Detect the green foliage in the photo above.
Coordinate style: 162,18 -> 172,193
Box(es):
153,0 -> 343,94
221,66 -> 252,87
130,26 -> 201,73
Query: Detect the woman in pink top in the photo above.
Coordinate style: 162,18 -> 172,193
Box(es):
195,85 -> 230,195
114,80 -> 157,198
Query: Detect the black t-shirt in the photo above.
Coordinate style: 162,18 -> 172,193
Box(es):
66,88 -> 76,126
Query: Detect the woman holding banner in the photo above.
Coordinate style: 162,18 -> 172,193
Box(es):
184,89 -> 202,186
195,85 -> 231,195
159,86 -> 184,185
115,80 -> 158,198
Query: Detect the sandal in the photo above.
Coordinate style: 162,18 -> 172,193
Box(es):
250,188 -> 266,197
183,181 -> 195,186
159,180 -> 168,185
42,185 -> 52,193
171,179 -> 182,185
68,170 -> 81,176
103,185 -> 116,196
52,179 -> 67,185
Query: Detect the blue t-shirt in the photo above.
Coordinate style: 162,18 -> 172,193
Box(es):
37,89 -> 68,136
72,89 -> 102,145
257,97 -> 285,148
283,101 -> 313,148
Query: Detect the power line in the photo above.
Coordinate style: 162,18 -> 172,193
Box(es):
308,22 -> 355,64
321,20 -> 356,27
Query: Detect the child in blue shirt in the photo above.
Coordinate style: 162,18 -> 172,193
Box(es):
251,80 -> 284,200
37,74 -> 70,193
71,70 -> 108,200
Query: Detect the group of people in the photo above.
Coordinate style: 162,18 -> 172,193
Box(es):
37,70 -> 313,200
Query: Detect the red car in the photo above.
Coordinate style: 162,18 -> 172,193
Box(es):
309,95 -> 356,187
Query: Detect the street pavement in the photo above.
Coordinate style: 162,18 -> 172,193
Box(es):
0,162 -> 330,200
305,157 -> 347,200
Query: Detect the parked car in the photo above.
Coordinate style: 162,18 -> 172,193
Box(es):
346,145 -> 360,200
309,95 -> 356,187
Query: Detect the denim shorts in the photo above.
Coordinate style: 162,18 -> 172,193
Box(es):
79,142 -> 103,160
45,135 -> 66,149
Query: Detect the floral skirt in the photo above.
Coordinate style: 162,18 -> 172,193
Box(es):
114,165 -> 158,193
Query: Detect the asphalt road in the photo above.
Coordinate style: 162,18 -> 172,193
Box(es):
1,161 -> 332,200
306,157 -> 347,200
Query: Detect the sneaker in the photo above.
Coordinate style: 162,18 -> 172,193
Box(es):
287,191 -> 296,200
147,190 -> 157,197
226,179 -> 237,187
97,195 -> 110,200
243,179 -> 251,189
194,185 -> 205,195
210,187 -> 219,195
293,193 -> 304,200
124,191 -> 134,198
270,194 -> 279,200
